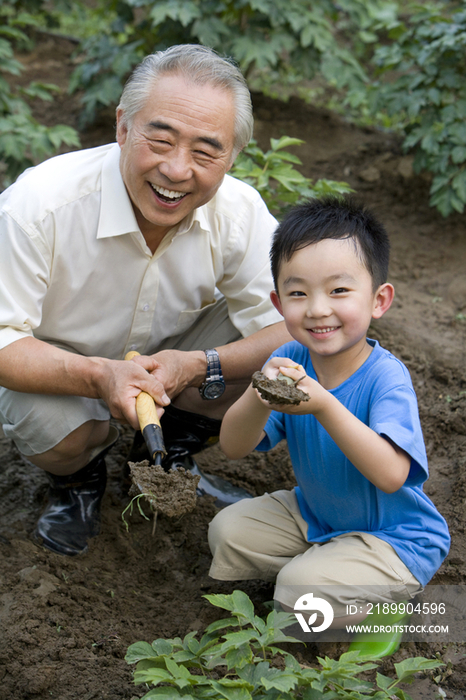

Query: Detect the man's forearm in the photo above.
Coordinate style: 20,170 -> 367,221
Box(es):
0,336 -> 170,429
0,337 -> 103,396
216,321 -> 291,383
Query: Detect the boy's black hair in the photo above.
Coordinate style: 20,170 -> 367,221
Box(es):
270,196 -> 390,292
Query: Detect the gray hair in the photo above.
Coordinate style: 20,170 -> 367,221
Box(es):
117,44 -> 253,157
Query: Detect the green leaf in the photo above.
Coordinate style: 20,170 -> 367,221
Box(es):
125,640 -> 158,664
270,136 -> 305,151
394,656 -> 445,683
302,689 -> 328,700
451,146 -> 466,164
140,687 -> 186,698
376,672 -> 393,690
133,667 -> 172,685
149,1 -> 201,28
224,643 -> 254,670
204,616 -> 240,635
236,660 -> 271,686
429,187 -> 452,217
391,690 -> 412,700
452,170 -> 466,201
210,679 -> 254,700
204,591 -> 256,628
261,668 -> 299,692
218,629 -> 260,651
165,656 -> 192,679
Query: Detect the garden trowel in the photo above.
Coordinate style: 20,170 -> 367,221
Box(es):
125,351 -> 166,467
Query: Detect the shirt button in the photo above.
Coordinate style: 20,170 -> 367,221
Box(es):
142,303 -> 150,311
129,344 -> 137,351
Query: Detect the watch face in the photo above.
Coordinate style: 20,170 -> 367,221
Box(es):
202,380 -> 225,400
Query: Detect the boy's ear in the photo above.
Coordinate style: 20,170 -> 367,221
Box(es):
270,290 -> 284,316
372,283 -> 395,319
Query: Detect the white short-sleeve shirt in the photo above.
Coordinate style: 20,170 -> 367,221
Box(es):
0,143 -> 281,359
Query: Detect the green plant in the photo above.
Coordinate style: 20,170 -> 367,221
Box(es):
230,136 -> 353,216
355,2 -> 466,217
126,589 -> 444,699
68,0 -> 396,127
0,0 -> 80,186
121,492 -> 157,532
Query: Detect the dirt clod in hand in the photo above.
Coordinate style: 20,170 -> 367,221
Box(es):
128,461 -> 200,518
252,371 -> 310,405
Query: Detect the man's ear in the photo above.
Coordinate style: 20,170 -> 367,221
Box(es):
372,283 -> 395,320
116,109 -> 128,147
226,146 -> 241,173
270,290 -> 284,316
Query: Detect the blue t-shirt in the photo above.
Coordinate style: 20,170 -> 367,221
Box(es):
257,339 -> 450,586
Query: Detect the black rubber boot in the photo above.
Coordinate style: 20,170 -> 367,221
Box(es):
34,431 -> 118,556
161,404 -> 223,464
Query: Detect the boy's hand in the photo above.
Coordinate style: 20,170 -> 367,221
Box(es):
260,356 -> 304,381
255,357 -> 326,415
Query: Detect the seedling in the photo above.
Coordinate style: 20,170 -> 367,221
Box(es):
121,493 -> 157,534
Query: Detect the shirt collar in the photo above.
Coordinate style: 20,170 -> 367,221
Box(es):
174,188 -> 219,237
97,143 -> 219,240
97,143 -> 140,239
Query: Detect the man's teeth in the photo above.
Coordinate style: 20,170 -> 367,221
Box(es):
312,327 -> 338,334
151,184 -> 185,200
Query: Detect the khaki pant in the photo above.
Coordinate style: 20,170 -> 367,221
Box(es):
208,489 -> 422,617
0,298 -> 240,455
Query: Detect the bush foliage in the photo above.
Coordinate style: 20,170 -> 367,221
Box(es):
0,0 -> 80,186
2,0 -> 466,218
362,2 -> 466,217
68,0 -> 394,126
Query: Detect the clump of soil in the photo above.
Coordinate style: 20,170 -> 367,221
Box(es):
128,461 -> 200,518
252,371 -> 310,405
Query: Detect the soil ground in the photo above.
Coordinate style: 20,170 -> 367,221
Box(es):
1,35 -> 466,699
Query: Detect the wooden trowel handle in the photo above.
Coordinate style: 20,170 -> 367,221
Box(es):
125,351 -> 166,463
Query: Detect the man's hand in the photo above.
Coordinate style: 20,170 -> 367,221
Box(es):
93,355 -> 171,429
107,349 -> 206,428
144,349 -> 207,399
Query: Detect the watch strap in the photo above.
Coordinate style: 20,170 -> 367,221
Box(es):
204,348 -> 223,382
199,348 -> 225,399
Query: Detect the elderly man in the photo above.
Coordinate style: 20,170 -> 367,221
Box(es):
0,44 -> 290,556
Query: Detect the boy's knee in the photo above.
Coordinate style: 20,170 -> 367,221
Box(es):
208,505 -> 243,555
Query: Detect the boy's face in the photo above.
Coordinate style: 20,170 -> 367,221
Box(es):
271,237 -> 392,361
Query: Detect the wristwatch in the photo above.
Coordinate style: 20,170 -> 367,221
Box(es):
199,348 -> 225,400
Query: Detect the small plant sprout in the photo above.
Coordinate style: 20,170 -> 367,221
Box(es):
122,492 -> 158,535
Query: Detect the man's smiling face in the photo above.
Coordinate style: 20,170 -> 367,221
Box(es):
116,73 -> 236,246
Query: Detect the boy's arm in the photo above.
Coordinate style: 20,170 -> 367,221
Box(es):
314,392 -> 411,493
219,384 -> 272,459
220,356 -> 301,459
268,365 -> 411,494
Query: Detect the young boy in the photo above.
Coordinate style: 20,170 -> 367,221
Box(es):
208,197 -> 450,637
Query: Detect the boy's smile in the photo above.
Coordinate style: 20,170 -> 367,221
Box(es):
271,238 -> 393,378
